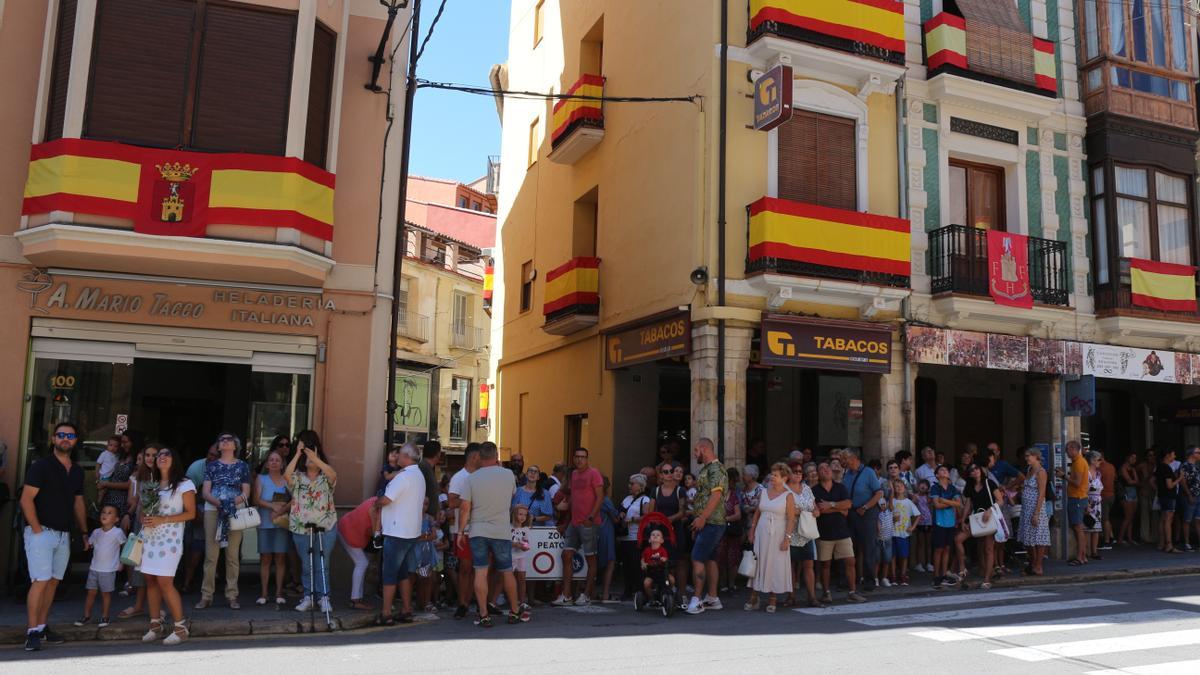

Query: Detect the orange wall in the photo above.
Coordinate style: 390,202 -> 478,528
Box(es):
0,0 -> 47,238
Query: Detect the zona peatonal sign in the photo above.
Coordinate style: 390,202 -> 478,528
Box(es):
754,64 -> 793,132
760,315 -> 893,374
604,310 -> 690,370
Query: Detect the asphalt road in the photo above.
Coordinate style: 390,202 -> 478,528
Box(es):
4,576 -> 1200,674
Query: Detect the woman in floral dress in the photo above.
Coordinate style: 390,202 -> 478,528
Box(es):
285,429 -> 338,613
198,433 -> 251,609
1018,448 -> 1050,575
138,446 -> 196,645
1086,452 -> 1105,558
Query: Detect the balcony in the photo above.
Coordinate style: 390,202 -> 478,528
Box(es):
451,325 -> 486,351
549,75 -> 604,165
747,0 -> 905,66
543,257 -> 600,336
928,225 -> 1070,306
1095,260 -> 1200,342
398,311 -> 431,342
17,139 -> 335,286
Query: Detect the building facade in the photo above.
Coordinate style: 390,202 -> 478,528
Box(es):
0,0 -> 413,578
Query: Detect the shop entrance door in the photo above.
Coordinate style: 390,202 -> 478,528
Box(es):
130,359 -> 251,465
954,397 -> 1003,454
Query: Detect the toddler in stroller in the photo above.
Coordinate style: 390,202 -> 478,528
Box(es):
634,512 -> 679,617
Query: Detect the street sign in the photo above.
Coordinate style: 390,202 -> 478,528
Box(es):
526,527 -> 589,580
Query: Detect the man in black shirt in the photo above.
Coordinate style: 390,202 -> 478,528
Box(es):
19,421 -> 88,651
1157,450 -> 1181,553
812,462 -> 865,604
419,441 -> 442,519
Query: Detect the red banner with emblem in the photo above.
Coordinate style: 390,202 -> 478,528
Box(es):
987,229 -> 1033,308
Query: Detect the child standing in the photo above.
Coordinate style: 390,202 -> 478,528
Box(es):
913,479 -> 933,573
930,466 -> 962,589
511,505 -> 532,611
891,480 -> 919,585
76,505 -> 127,627
874,496 -> 894,587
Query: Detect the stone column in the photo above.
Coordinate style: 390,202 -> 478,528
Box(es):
690,322 -> 754,470
862,331 -> 912,462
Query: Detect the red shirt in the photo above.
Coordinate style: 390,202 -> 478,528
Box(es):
336,497 -> 378,549
569,467 -> 603,526
642,545 -> 669,567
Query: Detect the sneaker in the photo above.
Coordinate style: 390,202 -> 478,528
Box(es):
900,575 -> 910,586
702,595 -> 723,610
319,596 -> 333,613
818,591 -> 833,605
73,616 -> 91,627
573,593 -> 591,606
473,614 -> 494,628
295,596 -> 314,612
551,594 -> 572,606
24,631 -> 42,652
98,617 -> 110,628
454,605 -> 468,619
846,591 -> 867,603
880,577 -> 892,588
685,597 -> 705,614
193,597 -> 212,610
1185,544 -> 1195,552
932,577 -> 944,590
40,628 -> 64,645
943,572 -> 961,585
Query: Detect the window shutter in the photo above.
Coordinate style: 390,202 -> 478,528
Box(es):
85,0 -> 195,148
45,0 -> 77,142
778,109 -> 857,211
190,4 -> 296,154
304,22 -> 337,167
954,0 -> 1036,86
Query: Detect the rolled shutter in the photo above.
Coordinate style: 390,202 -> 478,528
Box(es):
304,22 -> 337,167
778,109 -> 857,211
190,3 -> 296,154
953,0 -> 1035,86
45,0 -> 78,142
85,0 -> 195,148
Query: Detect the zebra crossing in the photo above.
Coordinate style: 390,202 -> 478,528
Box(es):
799,587 -> 1200,672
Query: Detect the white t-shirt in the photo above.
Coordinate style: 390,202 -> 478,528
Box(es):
915,463 -> 937,486
89,526 -> 127,573
381,464 -> 424,539
547,475 -> 562,500
97,450 -> 119,479
621,494 -> 650,541
448,468 -> 472,534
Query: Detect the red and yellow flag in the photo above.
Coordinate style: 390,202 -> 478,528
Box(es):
544,257 -> 600,317
748,197 -> 910,278
552,75 -> 604,147
23,139 -> 335,241
750,0 -> 906,57
1130,258 -> 1197,312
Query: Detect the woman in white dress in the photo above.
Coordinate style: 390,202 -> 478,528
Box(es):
745,463 -> 797,613
138,446 -> 196,646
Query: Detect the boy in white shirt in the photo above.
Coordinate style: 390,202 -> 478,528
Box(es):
75,505 -> 127,627
890,480 -> 920,586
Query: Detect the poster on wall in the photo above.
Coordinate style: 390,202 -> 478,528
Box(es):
1081,343 -> 1175,383
906,326 -> 948,365
1028,337 -> 1066,374
947,330 -> 987,368
987,333 -> 1029,371
1176,353 -> 1194,385
393,368 -> 432,433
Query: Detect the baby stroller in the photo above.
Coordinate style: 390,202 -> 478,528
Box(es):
633,511 -> 679,618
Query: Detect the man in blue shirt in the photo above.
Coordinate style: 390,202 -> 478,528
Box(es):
988,441 -> 1024,485
841,449 -> 883,591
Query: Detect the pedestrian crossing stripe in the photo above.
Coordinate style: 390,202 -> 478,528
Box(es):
851,598 -> 1125,627
793,589 -> 1053,616
910,609 -> 1200,642
1086,658 -> 1200,675
1161,595 -> 1200,607
560,604 -> 617,614
991,628 -> 1200,662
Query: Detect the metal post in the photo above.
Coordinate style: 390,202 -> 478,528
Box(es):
1059,376 -> 1070,560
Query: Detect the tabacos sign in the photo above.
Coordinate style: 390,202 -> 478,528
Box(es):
760,315 -> 893,374
754,64 -> 793,132
604,310 -> 691,370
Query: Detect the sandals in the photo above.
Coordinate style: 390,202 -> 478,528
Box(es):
349,599 -> 374,611
1068,559 -> 1086,566
743,598 -> 760,611
376,613 -> 396,626
276,597 -> 288,607
163,620 -> 189,646
118,607 -> 145,620
255,597 -> 268,606
474,614 -> 494,628
765,603 -> 777,613
141,618 -> 166,643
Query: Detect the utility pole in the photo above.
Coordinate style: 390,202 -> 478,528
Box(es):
385,0 -> 422,454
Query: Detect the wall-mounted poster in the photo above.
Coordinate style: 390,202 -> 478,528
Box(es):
1028,337 -> 1066,374
947,330 -> 987,368
1177,353 -> 1194,385
988,333 -> 1029,371
906,326 -> 948,365
1082,343 -> 1175,383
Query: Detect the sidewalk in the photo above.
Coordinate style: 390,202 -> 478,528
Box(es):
2,544 -> 1198,644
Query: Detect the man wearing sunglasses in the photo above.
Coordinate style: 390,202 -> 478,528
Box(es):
20,422 -> 89,651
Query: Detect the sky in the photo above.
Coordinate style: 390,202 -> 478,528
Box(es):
408,0 -> 512,184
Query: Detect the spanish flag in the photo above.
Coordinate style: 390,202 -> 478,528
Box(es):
748,197 -> 910,278
543,257 -> 600,319
1130,258 -> 1197,312
750,0 -> 906,58
552,75 -> 604,148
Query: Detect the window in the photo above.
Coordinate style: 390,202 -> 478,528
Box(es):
1092,167 -> 1110,284
452,292 -> 470,339
777,109 -> 856,211
44,0 -> 77,141
1083,0 -> 1098,61
423,239 -> 446,265
85,0 -> 297,155
471,201 -> 481,211
1107,165 -> 1192,268
581,16 -> 604,75
572,187 -> 598,258
1103,0 -> 1192,96
948,160 -> 1006,230
528,117 -> 541,166
520,260 -> 533,313
457,196 -> 469,208
450,377 -> 471,442
533,0 -> 545,47
397,276 -> 411,322
304,22 -> 337,167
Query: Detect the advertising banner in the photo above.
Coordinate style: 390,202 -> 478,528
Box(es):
754,64 -> 793,132
605,311 -> 690,369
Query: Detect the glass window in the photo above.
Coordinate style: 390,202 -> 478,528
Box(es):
247,371 -> 312,466
1158,205 -> 1190,264
452,292 -> 469,338
1111,1 -> 1126,57
1171,2 -> 1189,72
949,166 -> 967,226
520,260 -> 533,312
1086,68 -> 1102,91
450,377 -> 471,442
1150,0 -> 1166,66
28,359 -> 133,471
1116,167 -> 1148,198
949,161 -> 1005,230
1132,0 -> 1147,62
1112,167 -> 1192,266
1084,0 -> 1098,60
1092,167 -> 1105,196
1156,173 -> 1187,204
1095,200 -> 1110,284
1116,198 -> 1150,259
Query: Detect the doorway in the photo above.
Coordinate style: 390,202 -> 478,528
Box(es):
132,359 -> 250,464
954,396 -> 1003,455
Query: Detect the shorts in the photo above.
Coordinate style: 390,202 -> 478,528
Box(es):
917,524 -> 932,534
790,540 -> 816,564
1101,496 -> 1116,520
381,535 -> 418,585
469,536 -> 513,573
24,527 -> 70,582
817,537 -> 854,561
563,524 -> 598,556
876,539 -> 893,563
86,569 -> 117,593
892,536 -> 910,559
932,526 -> 956,550
257,527 -> 291,554
513,555 -> 528,573
1067,497 -> 1087,525
1158,494 -> 1177,513
1124,486 -> 1139,502
1181,498 -> 1200,523
691,523 -> 726,563
454,532 -> 474,565
644,565 -> 668,589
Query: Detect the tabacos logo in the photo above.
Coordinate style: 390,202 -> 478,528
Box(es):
607,336 -> 624,364
767,331 -> 796,357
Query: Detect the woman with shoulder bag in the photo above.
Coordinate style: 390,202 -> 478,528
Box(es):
959,465 -> 1003,589
254,449 -> 291,607
648,461 -> 690,593
284,430 -> 338,613
198,433 -> 252,610
618,474 -> 650,600
138,447 -> 197,646
117,445 -> 160,619
785,465 -> 821,607
745,463 -> 797,613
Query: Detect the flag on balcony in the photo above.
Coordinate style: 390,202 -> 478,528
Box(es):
987,229 -> 1032,308
543,257 -> 600,318
1130,258 -> 1197,312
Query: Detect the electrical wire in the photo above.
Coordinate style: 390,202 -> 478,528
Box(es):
416,78 -> 703,105
415,0 -> 449,64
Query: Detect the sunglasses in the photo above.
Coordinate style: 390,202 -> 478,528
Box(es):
157,451 -> 172,459
54,432 -> 77,440
219,435 -> 235,442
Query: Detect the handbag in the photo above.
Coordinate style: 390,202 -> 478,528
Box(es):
120,532 -> 144,567
795,510 -> 820,543
737,548 -> 757,578
968,508 -> 999,536
228,505 -> 261,531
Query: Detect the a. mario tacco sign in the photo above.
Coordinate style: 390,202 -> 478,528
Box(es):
760,314 -> 893,374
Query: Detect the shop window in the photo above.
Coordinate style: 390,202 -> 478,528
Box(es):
304,21 -> 337,168
450,376 -> 471,442
777,109 -> 856,211
533,0 -> 545,47
948,160 -> 1005,230
28,358 -> 133,467
248,371 -> 312,465
44,0 -> 77,142
520,260 -> 533,313
85,0 -> 296,155
572,187 -> 598,258
1109,165 -> 1192,265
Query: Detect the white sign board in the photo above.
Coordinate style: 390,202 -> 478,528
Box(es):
1082,343 -> 1175,383
114,414 -> 129,435
526,527 -> 589,580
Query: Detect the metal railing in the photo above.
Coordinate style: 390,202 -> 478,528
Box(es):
927,224 -> 1070,306
398,311 -> 431,341
451,325 -> 486,350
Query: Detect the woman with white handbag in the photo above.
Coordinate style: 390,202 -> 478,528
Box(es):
785,465 -> 822,607
956,465 -> 1004,590
197,433 -> 252,610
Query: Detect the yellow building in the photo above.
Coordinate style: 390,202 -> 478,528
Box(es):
491,0 -> 911,480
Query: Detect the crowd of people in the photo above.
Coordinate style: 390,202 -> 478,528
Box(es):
16,421 -> 1200,651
